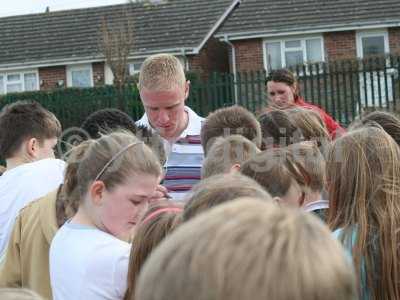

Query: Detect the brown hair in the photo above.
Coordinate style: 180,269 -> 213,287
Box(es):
76,131 -> 162,199
201,105 -> 262,154
351,110 -> 400,146
0,100 -> 61,159
258,109 -> 299,149
136,199 -> 357,300
287,142 -> 325,192
201,135 -> 259,179
286,107 -> 331,156
182,173 -> 271,221
56,140 -> 93,227
241,148 -> 307,198
138,54 -> 186,91
327,127 -> 400,299
265,68 -> 299,97
124,201 -> 182,300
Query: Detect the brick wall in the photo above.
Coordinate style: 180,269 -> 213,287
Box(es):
92,62 -> 105,86
232,39 -> 264,72
324,31 -> 357,61
38,66 -> 66,91
188,38 -> 230,79
389,27 -> 400,55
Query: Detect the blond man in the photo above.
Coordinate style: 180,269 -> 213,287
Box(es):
136,54 -> 204,201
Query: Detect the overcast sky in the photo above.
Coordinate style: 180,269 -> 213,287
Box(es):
0,0 -> 128,17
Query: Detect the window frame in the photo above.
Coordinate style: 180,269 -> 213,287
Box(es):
0,69 -> 39,95
356,29 -> 389,59
66,64 -> 94,88
263,35 -> 325,72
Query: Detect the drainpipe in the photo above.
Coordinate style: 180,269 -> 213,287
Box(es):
180,48 -> 189,71
224,34 -> 239,104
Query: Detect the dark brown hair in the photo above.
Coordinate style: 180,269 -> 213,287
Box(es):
183,173 -> 271,221
124,201 -> 182,300
0,100 -> 61,159
265,68 -> 297,87
201,106 -> 262,155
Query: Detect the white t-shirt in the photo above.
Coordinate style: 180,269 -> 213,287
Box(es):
0,158 -> 65,257
50,222 -> 131,300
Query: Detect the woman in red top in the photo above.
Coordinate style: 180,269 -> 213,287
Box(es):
265,69 -> 344,138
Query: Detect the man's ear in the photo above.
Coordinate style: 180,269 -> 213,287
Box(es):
26,137 -> 39,159
184,80 -> 190,100
89,180 -> 106,207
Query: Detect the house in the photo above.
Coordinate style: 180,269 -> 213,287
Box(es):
0,0 -> 240,94
214,0 -> 400,73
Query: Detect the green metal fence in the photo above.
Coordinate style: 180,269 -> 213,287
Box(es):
189,54 -> 400,126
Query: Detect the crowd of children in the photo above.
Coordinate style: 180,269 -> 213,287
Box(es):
1,54 -> 400,300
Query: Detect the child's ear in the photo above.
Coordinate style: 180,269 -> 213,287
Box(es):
89,181 -> 106,206
26,137 -> 39,159
229,163 -> 241,173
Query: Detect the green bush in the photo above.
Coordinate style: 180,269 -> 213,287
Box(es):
0,84 -> 144,129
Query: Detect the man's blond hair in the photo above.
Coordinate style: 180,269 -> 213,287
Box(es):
136,199 -> 357,300
138,54 -> 186,91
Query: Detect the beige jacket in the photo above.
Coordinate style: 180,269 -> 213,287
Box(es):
0,188 -> 59,300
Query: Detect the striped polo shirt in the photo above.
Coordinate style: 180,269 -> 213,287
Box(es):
136,106 -> 204,201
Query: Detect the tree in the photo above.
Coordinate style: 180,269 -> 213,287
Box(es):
99,10 -> 135,110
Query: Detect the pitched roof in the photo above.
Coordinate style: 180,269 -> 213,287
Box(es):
0,0 -> 238,68
216,0 -> 400,39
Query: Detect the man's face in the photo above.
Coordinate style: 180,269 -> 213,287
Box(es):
140,82 -> 189,140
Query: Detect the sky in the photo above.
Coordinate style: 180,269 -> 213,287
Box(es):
0,0 -> 128,17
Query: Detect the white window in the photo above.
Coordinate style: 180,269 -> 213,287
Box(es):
66,64 -> 93,88
128,61 -> 143,75
0,70 -> 39,94
264,36 -> 324,71
356,30 -> 389,58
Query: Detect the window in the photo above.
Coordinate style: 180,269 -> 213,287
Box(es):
128,61 -> 143,75
0,70 -> 38,94
356,30 -> 389,58
67,64 -> 93,88
264,36 -> 324,71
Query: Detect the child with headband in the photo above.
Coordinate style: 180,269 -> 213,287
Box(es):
49,131 -> 162,300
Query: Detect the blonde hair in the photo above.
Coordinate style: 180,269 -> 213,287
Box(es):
183,173 -> 271,221
327,127 -> 400,299
76,131 -> 162,199
201,135 -> 259,179
136,199 -> 357,300
138,54 -> 186,91
0,288 -> 43,300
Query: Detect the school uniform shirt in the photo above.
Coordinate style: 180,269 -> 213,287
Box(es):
0,188 -> 60,300
49,222 -> 131,300
0,158 -> 65,257
137,106 -> 204,201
